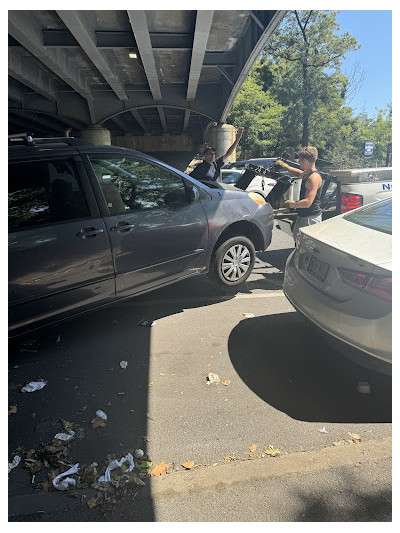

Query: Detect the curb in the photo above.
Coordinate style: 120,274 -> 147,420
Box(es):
150,437 -> 392,499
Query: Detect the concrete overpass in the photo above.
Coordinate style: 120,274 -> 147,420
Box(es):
8,10 -> 286,168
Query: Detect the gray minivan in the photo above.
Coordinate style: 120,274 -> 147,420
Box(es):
9,136 -> 274,335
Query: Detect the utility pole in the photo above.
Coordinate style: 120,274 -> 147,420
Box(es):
386,143 -> 392,167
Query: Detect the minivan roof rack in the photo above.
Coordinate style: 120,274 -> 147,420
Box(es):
8,132 -> 35,146
8,133 -> 94,147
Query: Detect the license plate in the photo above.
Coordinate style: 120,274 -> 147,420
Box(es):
307,255 -> 329,282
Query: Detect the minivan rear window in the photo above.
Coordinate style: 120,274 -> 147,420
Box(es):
343,199 -> 392,235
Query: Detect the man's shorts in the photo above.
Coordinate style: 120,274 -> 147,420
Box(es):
292,214 -> 322,242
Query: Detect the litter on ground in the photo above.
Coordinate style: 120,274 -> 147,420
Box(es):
54,430 -> 75,442
21,381 -> 47,393
52,463 -> 79,491
357,381 -> 371,394
206,373 -> 220,384
137,319 -> 156,327
8,455 -> 21,473
98,453 -> 135,483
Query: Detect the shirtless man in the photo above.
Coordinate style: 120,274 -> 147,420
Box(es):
275,146 -> 322,241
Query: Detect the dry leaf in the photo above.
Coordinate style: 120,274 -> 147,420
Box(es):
87,496 -> 99,509
8,406 -> 17,415
91,415 -> 106,428
348,433 -> 361,443
182,460 -> 194,469
222,380 -> 231,386
249,444 -> 257,453
61,419 -> 74,432
149,461 -> 171,476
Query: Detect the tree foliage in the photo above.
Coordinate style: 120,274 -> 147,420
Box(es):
227,10 -> 392,168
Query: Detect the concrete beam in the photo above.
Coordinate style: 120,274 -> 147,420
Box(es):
130,109 -> 150,133
9,108 -> 67,134
56,11 -> 128,101
8,48 -> 58,102
157,106 -> 167,133
183,109 -> 190,132
220,10 -> 287,122
127,11 -> 162,102
8,77 -> 23,103
8,10 -> 92,101
186,11 -> 214,102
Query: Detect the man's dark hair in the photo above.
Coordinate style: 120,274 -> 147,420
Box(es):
203,146 -> 216,155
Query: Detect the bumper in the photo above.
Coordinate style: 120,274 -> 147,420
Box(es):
283,251 -> 392,364
253,203 -> 274,250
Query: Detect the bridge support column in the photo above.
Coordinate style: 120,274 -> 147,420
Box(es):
207,124 -> 237,162
80,125 -> 111,145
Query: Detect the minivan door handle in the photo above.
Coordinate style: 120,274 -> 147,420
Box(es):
76,227 -> 104,239
110,221 -> 135,232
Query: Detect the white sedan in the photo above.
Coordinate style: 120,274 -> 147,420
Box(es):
283,198 -> 392,372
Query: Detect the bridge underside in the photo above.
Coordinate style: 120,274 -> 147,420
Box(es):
8,10 -> 285,164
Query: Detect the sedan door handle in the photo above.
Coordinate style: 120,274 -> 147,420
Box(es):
76,227 -> 104,239
110,222 -> 135,232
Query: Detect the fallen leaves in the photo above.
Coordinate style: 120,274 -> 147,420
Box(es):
249,444 -> 257,453
333,433 -> 362,446
222,379 -> 231,386
91,415 -> 106,428
181,460 -> 194,470
348,433 -> 361,443
8,405 -> 17,415
264,445 -> 281,457
149,461 -> 171,476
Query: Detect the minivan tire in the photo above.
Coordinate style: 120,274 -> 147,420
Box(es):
208,236 -> 256,288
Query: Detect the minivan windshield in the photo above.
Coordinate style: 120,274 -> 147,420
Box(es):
343,199 -> 392,235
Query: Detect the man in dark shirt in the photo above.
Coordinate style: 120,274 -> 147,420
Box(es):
189,127 -> 244,182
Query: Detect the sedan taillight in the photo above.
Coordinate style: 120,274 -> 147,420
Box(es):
341,193 -> 363,213
337,267 -> 392,301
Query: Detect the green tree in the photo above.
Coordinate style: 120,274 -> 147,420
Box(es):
227,64 -> 286,159
263,10 -> 359,146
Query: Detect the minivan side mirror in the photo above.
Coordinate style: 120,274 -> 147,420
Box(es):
189,186 -> 199,203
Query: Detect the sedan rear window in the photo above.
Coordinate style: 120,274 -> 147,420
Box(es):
343,199 -> 392,235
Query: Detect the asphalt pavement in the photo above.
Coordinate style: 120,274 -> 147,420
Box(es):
8,225 -> 392,521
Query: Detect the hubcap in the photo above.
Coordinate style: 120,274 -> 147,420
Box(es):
221,244 -> 251,282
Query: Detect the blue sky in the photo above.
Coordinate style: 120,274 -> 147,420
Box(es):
336,10 -> 392,118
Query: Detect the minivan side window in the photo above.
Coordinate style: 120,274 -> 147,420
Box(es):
88,156 -> 189,215
8,159 -> 90,231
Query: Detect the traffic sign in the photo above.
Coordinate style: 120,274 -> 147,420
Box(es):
365,141 -> 374,155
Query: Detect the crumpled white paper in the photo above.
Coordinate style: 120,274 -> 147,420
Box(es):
96,410 -> 107,420
21,381 -> 47,393
98,453 -> 135,483
54,430 -> 75,441
8,455 -> 21,473
52,463 -> 80,491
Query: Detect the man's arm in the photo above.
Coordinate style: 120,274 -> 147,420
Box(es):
287,173 -> 320,209
275,160 -> 304,177
221,127 -> 244,162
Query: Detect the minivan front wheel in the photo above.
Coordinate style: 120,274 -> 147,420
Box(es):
209,236 -> 256,288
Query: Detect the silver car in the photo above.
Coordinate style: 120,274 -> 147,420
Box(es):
284,198 -> 392,372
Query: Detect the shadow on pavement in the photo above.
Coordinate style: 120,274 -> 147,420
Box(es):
8,286 -> 230,521
228,312 -> 392,423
